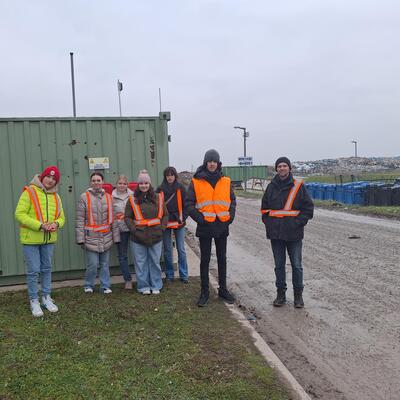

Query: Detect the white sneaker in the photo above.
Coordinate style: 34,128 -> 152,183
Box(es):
152,289 -> 160,295
30,299 -> 44,317
103,288 -> 112,294
42,295 -> 59,313
84,287 -> 93,293
142,289 -> 151,295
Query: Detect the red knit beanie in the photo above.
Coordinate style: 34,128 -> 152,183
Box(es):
40,166 -> 60,184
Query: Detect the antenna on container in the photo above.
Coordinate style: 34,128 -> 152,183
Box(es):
70,52 -> 76,117
117,80 -> 123,117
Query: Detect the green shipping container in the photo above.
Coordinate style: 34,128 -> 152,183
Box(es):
0,113 -> 171,285
222,165 -> 269,182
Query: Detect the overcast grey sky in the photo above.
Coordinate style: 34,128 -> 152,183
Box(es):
1,0 -> 399,170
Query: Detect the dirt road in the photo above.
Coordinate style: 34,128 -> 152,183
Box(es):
185,197 -> 400,400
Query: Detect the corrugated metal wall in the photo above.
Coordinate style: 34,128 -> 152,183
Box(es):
0,115 -> 170,284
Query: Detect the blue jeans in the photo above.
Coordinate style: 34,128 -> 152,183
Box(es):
23,244 -> 54,300
85,250 -> 111,290
270,239 -> 304,290
116,231 -> 132,282
162,227 -> 189,280
131,241 -> 163,293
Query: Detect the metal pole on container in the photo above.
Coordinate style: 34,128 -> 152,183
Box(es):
117,80 -> 123,117
159,88 -> 162,112
70,52 -> 76,117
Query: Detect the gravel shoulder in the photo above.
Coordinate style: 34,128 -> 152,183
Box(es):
185,198 -> 400,400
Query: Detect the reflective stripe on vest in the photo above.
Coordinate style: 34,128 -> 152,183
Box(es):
84,191 -> 113,233
129,193 -> 164,227
261,179 -> 303,218
166,188 -> 183,229
192,176 -> 231,223
115,212 -> 125,221
23,185 -> 61,224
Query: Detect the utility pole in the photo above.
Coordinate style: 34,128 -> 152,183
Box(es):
234,126 -> 248,157
70,52 -> 76,117
117,80 -> 123,117
234,126 -> 250,191
351,140 -> 358,158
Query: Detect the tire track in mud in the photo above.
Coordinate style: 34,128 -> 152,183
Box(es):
186,197 -> 400,400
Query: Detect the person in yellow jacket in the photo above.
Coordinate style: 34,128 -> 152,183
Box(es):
15,166 -> 65,317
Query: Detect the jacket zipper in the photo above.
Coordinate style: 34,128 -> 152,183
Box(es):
44,193 -> 49,244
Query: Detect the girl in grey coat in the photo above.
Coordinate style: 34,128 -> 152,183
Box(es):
112,175 -> 134,289
76,172 -> 120,293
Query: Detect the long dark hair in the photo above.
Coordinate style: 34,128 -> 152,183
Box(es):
163,166 -> 178,181
134,184 -> 156,204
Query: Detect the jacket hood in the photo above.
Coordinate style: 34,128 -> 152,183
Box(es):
271,172 -> 294,189
30,174 -> 58,193
193,164 -> 223,179
87,187 -> 105,196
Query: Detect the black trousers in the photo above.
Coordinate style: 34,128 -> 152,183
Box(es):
199,235 -> 227,291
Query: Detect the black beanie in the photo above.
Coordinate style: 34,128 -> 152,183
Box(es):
275,157 -> 291,171
203,149 -> 220,164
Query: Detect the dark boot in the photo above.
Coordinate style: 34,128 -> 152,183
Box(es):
197,289 -> 209,307
218,288 -> 235,304
294,289 -> 304,308
273,288 -> 286,307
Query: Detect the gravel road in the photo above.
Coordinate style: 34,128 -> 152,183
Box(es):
185,197 -> 400,400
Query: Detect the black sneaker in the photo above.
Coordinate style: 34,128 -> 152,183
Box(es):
197,290 -> 209,307
218,288 -> 235,304
180,278 -> 189,284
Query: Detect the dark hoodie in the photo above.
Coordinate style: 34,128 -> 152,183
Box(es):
261,173 -> 314,241
186,164 -> 236,238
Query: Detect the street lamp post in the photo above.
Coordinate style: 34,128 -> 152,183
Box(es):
351,140 -> 358,158
234,126 -> 250,191
234,126 -> 248,157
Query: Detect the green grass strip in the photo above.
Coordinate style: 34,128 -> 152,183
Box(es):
0,280 -> 288,400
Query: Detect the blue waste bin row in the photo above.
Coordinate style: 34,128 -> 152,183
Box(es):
305,182 -> 370,205
305,182 -> 400,206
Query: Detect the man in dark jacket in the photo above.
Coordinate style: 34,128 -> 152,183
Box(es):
186,149 -> 236,307
261,157 -> 314,308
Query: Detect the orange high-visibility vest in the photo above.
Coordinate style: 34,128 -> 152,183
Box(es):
23,185 -> 61,224
261,179 -> 303,218
166,189 -> 183,229
84,191 -> 114,233
128,193 -> 164,227
192,177 -> 231,223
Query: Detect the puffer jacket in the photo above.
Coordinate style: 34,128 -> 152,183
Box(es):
261,173 -> 314,241
75,188 -> 120,252
15,175 -> 65,245
124,193 -> 168,247
186,164 -> 236,238
112,188 -> 133,233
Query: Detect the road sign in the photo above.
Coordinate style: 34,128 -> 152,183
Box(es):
238,156 -> 253,166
